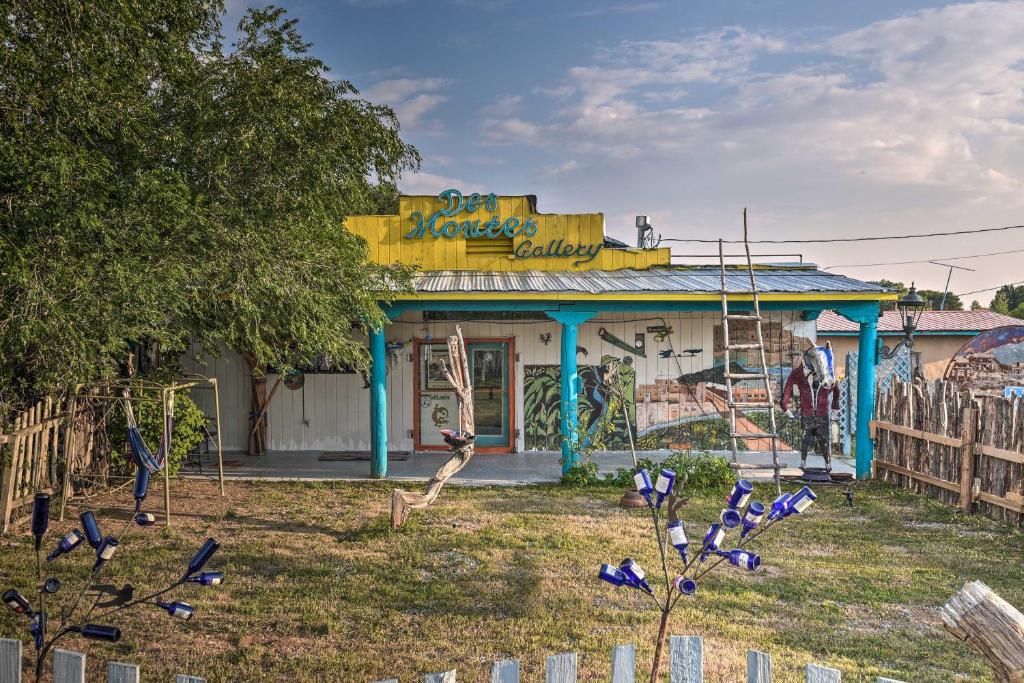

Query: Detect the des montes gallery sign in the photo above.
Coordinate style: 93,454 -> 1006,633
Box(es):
404,189 -> 603,265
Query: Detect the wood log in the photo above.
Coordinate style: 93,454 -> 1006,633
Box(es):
941,581 -> 1024,682
392,327 -> 475,529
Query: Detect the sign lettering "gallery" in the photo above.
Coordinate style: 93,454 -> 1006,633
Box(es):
404,189 -> 603,265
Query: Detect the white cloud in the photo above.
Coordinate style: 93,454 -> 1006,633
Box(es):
501,4 -> 1024,192
543,160 -> 579,176
399,171 -> 482,195
362,77 -> 452,130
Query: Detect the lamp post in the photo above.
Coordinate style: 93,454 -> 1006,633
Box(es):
878,283 -> 927,360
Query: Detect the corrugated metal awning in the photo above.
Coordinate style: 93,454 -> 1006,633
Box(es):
413,268 -> 886,295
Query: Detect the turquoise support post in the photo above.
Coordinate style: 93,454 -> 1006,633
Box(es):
369,328 -> 387,478
547,310 -> 596,474
855,318 -> 878,479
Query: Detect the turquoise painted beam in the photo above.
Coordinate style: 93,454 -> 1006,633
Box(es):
547,310 -> 596,474
369,329 -> 388,478
833,301 -> 882,479
855,319 -> 878,479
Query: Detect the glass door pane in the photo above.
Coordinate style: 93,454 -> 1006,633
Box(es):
468,342 -> 510,448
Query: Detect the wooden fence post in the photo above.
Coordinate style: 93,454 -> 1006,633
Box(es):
611,644 -> 635,683
959,407 -> 978,513
106,661 -> 140,683
0,638 -> 20,683
669,636 -> 703,683
747,650 -> 772,682
805,663 -> 841,682
546,653 -> 576,683
491,659 -> 520,683
53,648 -> 86,683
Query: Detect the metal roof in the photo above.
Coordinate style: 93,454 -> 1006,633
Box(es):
817,309 -> 1022,334
413,268 -> 886,295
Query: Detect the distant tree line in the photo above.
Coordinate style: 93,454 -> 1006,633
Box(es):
1,3 -> 420,414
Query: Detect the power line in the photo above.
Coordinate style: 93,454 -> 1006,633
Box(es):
660,223 -> 1024,244
822,247 -> 1024,270
955,280 -> 1024,298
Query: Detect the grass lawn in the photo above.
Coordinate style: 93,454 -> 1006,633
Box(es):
1,477 -> 1022,682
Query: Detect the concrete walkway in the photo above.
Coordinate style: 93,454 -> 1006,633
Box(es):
182,449 -> 854,485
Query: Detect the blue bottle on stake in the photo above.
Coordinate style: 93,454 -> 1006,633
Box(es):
619,558 -> 653,594
667,520 -> 688,564
80,511 -> 102,549
633,469 -> 654,507
741,501 -> 765,538
725,479 -> 753,509
598,563 -> 628,587
47,529 -> 85,562
720,508 -> 742,529
653,468 -> 675,508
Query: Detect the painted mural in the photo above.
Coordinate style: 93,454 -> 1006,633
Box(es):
522,314 -> 815,453
523,354 -> 636,451
944,325 -> 1024,395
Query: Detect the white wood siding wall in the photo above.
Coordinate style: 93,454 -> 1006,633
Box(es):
181,311 -> 815,453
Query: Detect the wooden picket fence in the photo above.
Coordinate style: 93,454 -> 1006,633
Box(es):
370,637 -> 907,682
1,636 -> 909,682
872,379 -> 1023,526
0,397 -> 66,534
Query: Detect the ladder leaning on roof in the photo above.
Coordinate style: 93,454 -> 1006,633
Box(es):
718,209 -> 783,495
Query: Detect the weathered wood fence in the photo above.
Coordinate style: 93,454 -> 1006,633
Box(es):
0,397 -> 66,534
1,636 -> 909,682
370,637 -> 906,682
872,379 -> 1023,526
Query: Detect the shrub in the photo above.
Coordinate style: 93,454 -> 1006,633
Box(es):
560,462 -> 601,488
607,452 -> 733,492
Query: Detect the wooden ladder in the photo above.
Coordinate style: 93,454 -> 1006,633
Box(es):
719,209 -> 782,494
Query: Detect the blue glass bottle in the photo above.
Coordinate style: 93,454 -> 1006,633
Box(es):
619,558 -> 653,594
672,576 -> 697,595
700,523 -> 724,562
741,501 -> 765,538
47,529 -> 85,562
767,493 -> 792,522
80,511 -> 102,549
186,571 -> 225,587
783,486 -> 817,517
93,536 -> 118,572
720,508 -> 742,529
31,493 -> 50,550
653,469 -> 676,509
667,520 -> 688,564
633,469 -> 654,507
156,600 -> 194,620
135,512 -> 157,526
73,624 -> 121,642
184,538 -> 220,578
719,549 -> 761,570
598,563 -> 628,587
3,589 -> 31,614
725,479 -> 753,509
133,467 -> 150,508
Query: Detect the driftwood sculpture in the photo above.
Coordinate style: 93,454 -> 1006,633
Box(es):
391,326 -> 475,529
942,581 -> 1024,682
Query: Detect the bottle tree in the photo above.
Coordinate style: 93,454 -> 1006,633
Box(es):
599,470 -> 817,682
3,465 -> 224,682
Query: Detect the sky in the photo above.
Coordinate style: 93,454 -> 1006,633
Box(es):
226,0 -> 1024,303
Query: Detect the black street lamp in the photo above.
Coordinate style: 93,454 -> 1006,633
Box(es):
879,283 -> 927,360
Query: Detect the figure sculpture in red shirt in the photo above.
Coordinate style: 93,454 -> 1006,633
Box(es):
781,343 -> 839,471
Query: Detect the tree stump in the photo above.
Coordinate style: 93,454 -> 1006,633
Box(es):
391,326 -> 475,529
942,581 -> 1024,682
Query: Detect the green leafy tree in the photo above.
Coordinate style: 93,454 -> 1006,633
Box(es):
0,3 -> 418,415
871,280 -> 962,311
991,284 -> 1024,319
